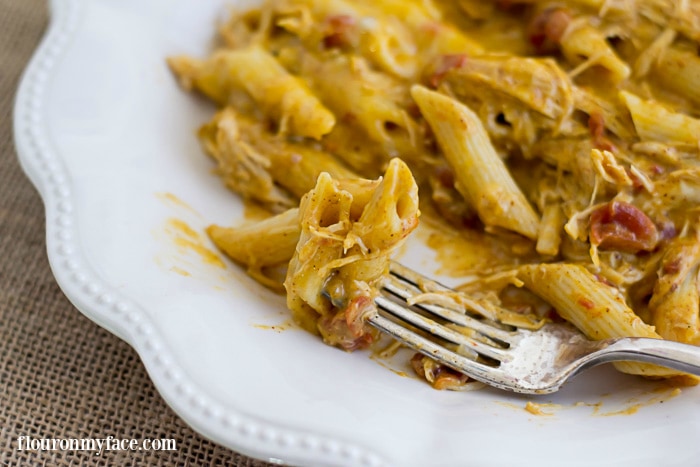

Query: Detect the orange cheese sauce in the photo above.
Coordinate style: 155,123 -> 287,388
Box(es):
166,218 -> 226,269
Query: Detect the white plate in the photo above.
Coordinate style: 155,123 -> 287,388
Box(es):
14,1 -> 700,466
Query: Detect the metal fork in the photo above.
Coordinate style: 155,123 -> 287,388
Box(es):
368,262 -> 700,394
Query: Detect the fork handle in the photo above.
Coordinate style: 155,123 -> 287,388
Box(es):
595,338 -> 700,376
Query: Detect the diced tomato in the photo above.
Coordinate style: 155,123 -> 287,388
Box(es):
589,201 -> 659,253
528,7 -> 572,54
588,112 -> 616,152
323,15 -> 357,49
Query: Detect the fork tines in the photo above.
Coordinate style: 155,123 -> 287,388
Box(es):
369,263 -> 516,371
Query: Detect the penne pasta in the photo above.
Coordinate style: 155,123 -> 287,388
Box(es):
519,263 -> 694,378
207,208 -> 300,291
620,90 -> 700,145
560,21 -> 631,83
300,53 -> 422,165
653,47 -> 700,107
411,85 -> 540,239
170,46 -> 336,140
208,208 -> 300,270
199,108 -> 355,211
650,239 -> 700,345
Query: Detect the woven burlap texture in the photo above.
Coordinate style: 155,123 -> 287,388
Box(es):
0,1 -> 276,465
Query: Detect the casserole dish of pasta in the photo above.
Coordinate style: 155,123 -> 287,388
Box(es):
15,0 -> 700,465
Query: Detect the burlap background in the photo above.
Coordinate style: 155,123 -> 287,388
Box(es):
0,2 -> 276,465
